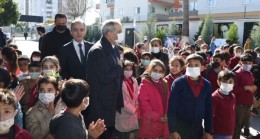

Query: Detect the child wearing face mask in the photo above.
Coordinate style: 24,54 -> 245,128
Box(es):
168,54 -> 213,139
229,46 -> 243,70
150,38 -> 169,74
0,89 -> 32,139
25,77 -> 64,139
49,79 -> 106,139
138,59 -> 169,138
212,70 -> 236,139
30,51 -> 41,62
137,52 -> 153,85
232,53 -> 257,138
17,55 -> 30,81
29,56 -> 61,107
19,62 -> 42,115
164,56 -> 184,91
115,60 -> 139,139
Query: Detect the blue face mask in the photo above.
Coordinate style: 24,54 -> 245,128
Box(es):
141,59 -> 150,66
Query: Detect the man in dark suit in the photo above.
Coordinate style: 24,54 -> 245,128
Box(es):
60,19 -> 93,81
41,14 -> 72,59
86,20 -> 123,139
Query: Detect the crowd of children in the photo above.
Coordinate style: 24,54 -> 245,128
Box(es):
0,36 -> 259,139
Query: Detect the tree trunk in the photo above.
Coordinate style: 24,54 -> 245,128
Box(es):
181,0 -> 189,46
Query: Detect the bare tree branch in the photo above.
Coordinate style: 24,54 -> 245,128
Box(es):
63,0 -> 93,19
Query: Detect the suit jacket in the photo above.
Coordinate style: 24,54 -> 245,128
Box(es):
85,36 -> 123,127
60,40 -> 93,81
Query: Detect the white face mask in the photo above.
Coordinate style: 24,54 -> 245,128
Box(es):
257,53 -> 260,57
151,47 -> 160,54
220,82 -> 234,95
32,57 -> 41,62
124,70 -> 133,78
235,52 -> 242,57
242,64 -> 252,72
29,72 -> 41,79
151,72 -> 163,81
0,118 -> 14,134
187,50 -> 192,54
186,67 -> 201,78
82,97 -> 89,110
202,49 -> 207,53
43,70 -> 55,76
38,93 -> 55,105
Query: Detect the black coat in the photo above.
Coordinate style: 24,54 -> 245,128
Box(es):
60,40 -> 93,81
0,30 -> 6,48
41,27 -> 72,59
85,36 -> 123,127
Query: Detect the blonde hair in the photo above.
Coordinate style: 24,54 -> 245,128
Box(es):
41,56 -> 60,71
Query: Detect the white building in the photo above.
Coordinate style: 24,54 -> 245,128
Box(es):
99,0 -> 260,46
14,0 -> 59,22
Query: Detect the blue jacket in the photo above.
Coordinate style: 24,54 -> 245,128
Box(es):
167,75 -> 212,139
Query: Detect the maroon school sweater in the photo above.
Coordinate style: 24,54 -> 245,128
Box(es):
233,68 -> 255,105
212,90 -> 236,135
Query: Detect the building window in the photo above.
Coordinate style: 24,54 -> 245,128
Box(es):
134,7 -> 140,14
189,2 -> 197,10
208,0 -> 216,7
119,8 -> 124,16
243,0 -> 255,4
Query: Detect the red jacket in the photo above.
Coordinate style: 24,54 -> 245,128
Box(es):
212,90 -> 236,135
138,78 -> 169,138
164,73 -> 182,91
233,68 -> 255,105
0,124 -> 32,139
206,69 -> 219,92
228,56 -> 240,70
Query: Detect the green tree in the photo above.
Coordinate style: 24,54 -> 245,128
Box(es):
251,22 -> 260,49
141,14 -> 157,41
227,24 -> 239,44
155,29 -> 167,45
85,25 -> 101,43
0,0 -> 20,26
200,14 -> 213,45
169,22 -> 181,35
193,20 -> 205,41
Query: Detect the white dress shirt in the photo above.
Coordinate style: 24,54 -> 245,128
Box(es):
73,40 -> 85,62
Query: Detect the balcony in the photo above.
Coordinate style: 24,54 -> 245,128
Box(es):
154,13 -> 170,21
149,0 -> 174,6
169,9 -> 198,17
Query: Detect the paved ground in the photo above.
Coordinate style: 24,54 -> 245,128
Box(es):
14,37 -> 260,138
13,37 -> 39,57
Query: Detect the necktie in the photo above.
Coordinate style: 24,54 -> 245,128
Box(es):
78,43 -> 85,65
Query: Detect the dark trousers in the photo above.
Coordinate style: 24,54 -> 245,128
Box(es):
99,127 -> 115,139
233,105 -> 252,139
114,129 -> 138,139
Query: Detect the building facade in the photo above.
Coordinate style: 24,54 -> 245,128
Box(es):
99,0 -> 260,46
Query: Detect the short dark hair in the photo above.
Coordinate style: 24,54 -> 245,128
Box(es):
185,53 -> 204,65
220,52 -> 231,63
0,89 -> 16,109
38,77 -> 59,92
240,53 -> 253,62
212,53 -> 223,60
18,55 -> 30,63
36,26 -> 45,33
55,14 -> 67,20
28,61 -> 41,69
61,79 -> 89,108
218,70 -> 235,82
123,51 -> 139,65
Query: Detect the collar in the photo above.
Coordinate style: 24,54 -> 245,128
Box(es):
112,44 -> 115,49
186,75 -> 204,87
73,39 -> 84,47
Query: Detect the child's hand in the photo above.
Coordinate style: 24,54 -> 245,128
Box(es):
170,132 -> 181,139
245,85 -> 257,93
88,119 -> 106,139
160,115 -> 168,122
14,85 -> 25,103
